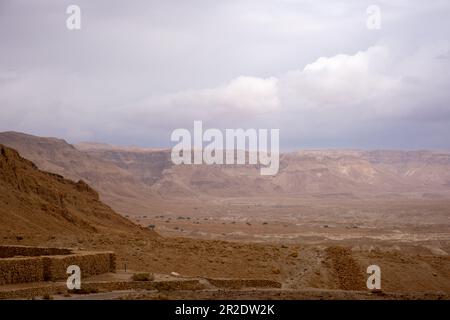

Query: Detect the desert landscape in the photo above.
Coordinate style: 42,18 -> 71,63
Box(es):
0,131 -> 449,300
1,1 -> 450,304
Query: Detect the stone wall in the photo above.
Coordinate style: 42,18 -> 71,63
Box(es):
0,246 -> 115,285
0,245 -> 72,258
0,257 -> 47,284
45,251 -> 116,281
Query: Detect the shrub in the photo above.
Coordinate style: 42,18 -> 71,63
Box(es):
271,267 -> 281,274
132,272 -> 154,281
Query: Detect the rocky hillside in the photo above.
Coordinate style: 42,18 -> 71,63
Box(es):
77,140 -> 450,196
0,143 -> 149,240
1,131 -> 450,217
1,142 -> 449,295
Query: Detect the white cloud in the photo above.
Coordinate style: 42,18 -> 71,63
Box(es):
135,76 -> 280,118
281,46 -> 400,108
1,1 -> 450,148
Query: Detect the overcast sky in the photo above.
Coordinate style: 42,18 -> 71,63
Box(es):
1,0 -> 449,149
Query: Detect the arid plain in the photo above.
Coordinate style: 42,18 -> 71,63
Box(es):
0,131 -> 449,299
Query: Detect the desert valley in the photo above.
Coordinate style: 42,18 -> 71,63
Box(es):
0,131 -> 449,300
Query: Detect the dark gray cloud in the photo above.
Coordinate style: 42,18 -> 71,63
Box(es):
0,0 -> 449,149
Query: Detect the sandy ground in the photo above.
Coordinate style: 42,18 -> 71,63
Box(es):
2,193 -> 449,299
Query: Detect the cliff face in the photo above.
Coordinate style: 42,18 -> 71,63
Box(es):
2,132 -> 450,218
77,144 -> 450,196
0,144 -> 147,241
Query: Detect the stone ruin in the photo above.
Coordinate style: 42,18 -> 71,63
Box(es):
0,245 -> 115,285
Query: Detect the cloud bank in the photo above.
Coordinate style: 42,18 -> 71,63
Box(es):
0,0 -> 449,149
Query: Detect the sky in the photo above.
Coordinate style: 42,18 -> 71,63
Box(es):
1,0 -> 449,150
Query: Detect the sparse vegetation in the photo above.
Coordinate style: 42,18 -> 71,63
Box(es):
132,272 -> 154,281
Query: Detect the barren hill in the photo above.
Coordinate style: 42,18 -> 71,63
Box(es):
0,132 -> 163,215
68,138 -> 450,200
1,141 -> 449,296
1,131 -> 450,217
60,138 -> 450,197
0,143 -> 149,241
